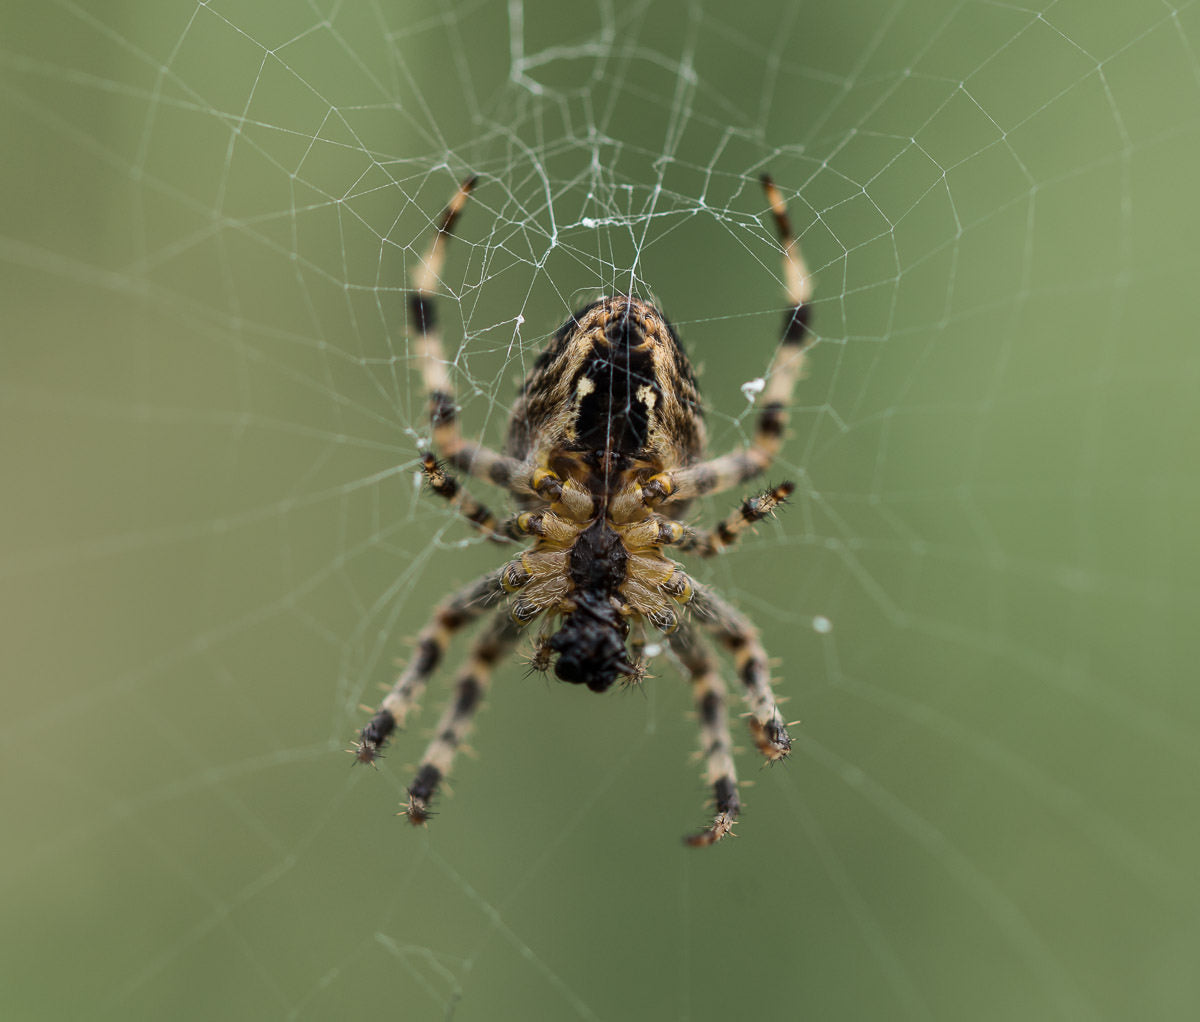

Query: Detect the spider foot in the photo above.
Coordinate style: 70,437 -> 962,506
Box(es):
747,480 -> 795,519
684,810 -> 739,848
403,797 -> 433,826
685,775 -> 741,847
750,716 -> 792,761
354,710 -> 397,765
618,659 -> 649,688
403,764 -> 441,825
352,741 -> 381,766
520,635 -> 554,677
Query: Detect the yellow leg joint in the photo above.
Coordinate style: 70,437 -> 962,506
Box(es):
532,468 -> 563,500
640,473 -> 675,506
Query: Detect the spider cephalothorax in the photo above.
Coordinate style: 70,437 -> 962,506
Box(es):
354,174 -> 814,845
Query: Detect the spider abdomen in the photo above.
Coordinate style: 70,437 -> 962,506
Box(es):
572,321 -> 657,453
507,296 -> 706,467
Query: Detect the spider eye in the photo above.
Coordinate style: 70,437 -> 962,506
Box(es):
604,311 -> 641,347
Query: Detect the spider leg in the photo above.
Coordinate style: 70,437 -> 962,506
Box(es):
354,570 -> 505,764
419,453 -> 533,543
691,586 -> 792,762
670,622 -> 742,847
411,177 -> 533,496
667,480 -> 795,558
649,174 -> 814,505
404,609 -> 520,824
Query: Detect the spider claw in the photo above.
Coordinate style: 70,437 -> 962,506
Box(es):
355,710 -> 398,766
352,742 -> 382,767
403,789 -> 438,825
684,811 -> 738,847
618,657 -> 644,679
619,660 -> 651,691
750,716 -> 792,761
403,801 -> 433,826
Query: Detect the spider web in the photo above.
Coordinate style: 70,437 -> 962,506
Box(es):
3,0 -> 1200,1018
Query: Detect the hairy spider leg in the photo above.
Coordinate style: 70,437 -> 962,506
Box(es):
404,611 -> 521,823
691,586 -> 791,761
355,570 -> 505,763
670,622 -> 742,847
418,453 -> 533,543
411,176 -> 533,496
666,480 -> 796,558
663,174 -> 815,504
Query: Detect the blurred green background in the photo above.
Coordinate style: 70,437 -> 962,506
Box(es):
3,1 -> 1199,1019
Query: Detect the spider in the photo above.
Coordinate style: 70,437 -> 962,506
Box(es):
354,174 -> 815,846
